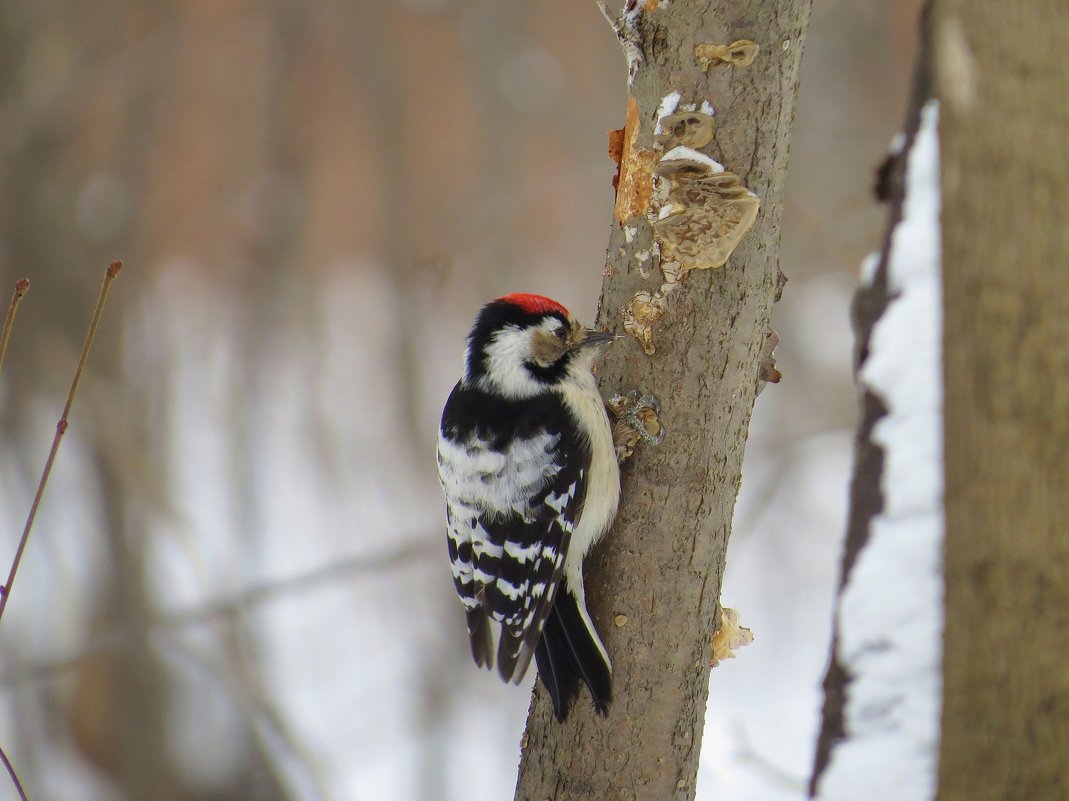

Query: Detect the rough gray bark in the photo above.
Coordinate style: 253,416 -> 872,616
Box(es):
935,2 -> 1069,799
514,2 -> 810,799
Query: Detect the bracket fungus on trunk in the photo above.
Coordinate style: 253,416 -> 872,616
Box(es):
694,40 -> 760,70
607,41 -> 762,356
651,150 -> 760,272
656,111 -> 715,150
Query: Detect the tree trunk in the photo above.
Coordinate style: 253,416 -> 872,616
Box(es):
808,7 -> 937,793
811,2 -> 1069,798
935,2 -> 1069,799
514,2 -> 810,799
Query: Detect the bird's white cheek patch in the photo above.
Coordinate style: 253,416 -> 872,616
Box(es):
475,325 -> 546,399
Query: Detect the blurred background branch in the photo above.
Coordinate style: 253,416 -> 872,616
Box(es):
0,539 -> 435,688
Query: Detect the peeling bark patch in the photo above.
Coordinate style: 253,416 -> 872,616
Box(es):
756,328 -> 782,394
694,40 -> 760,69
614,95 -> 658,223
607,126 -> 625,190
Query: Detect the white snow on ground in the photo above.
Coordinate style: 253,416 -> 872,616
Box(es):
816,100 -> 943,801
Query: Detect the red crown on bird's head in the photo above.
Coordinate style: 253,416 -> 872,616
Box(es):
497,293 -> 569,317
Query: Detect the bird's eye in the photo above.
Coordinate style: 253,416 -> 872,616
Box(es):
554,325 -> 568,341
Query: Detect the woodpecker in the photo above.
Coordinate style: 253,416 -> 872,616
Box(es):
437,293 -> 621,721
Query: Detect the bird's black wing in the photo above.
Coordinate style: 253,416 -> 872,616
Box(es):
437,385 -> 590,682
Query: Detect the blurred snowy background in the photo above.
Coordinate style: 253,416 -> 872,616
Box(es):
0,1 -> 921,799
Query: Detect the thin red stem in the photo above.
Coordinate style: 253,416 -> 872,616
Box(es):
0,261 -> 123,627
0,742 -> 28,801
0,278 -> 30,381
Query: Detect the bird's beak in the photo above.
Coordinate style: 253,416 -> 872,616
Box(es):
574,328 -> 619,351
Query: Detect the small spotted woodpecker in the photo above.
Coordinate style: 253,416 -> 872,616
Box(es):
437,293 -> 621,720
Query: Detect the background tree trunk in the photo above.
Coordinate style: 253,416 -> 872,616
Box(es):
811,2 -> 1069,798
808,8 -> 936,792
935,2 -> 1069,799
514,2 -> 811,799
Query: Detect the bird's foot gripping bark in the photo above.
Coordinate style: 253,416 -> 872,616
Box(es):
607,391 -> 665,464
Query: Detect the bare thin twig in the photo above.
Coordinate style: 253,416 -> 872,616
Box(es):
594,0 -> 643,78
0,278 -> 30,380
1,280 -> 39,801
0,261 -> 123,628
0,741 -> 28,801
595,0 -> 620,33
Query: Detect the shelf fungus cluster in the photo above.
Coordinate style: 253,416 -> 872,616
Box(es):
652,153 -> 760,272
616,102 -> 760,353
650,106 -> 760,273
608,36 -> 762,356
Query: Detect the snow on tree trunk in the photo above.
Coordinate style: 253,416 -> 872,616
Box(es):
810,97 -> 943,801
814,3 -> 1069,799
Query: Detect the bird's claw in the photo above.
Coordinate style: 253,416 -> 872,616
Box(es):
607,391 -> 665,463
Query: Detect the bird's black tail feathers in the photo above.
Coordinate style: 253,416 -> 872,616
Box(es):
533,583 -> 612,721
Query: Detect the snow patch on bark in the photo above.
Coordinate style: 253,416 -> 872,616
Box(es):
817,100 -> 943,801
654,91 -> 682,134
660,146 -> 724,173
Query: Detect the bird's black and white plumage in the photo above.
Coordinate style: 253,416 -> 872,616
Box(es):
436,293 -> 621,720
